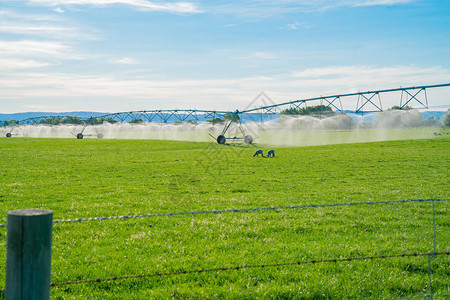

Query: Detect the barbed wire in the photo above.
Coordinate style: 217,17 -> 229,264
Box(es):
382,294 -> 450,300
0,198 -> 447,228
0,252 -> 448,294
44,252 -> 448,288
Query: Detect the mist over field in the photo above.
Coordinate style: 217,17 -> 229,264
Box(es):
1,110 -> 446,146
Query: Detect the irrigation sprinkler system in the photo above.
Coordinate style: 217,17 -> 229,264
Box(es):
2,83 -> 449,143
213,110 -> 254,144
72,122 -> 104,140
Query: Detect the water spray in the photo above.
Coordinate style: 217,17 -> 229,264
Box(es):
1,83 -> 448,145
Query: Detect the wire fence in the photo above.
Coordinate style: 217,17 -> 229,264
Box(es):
48,252 -> 449,287
0,198 -> 448,298
1,252 -> 448,296
0,198 -> 447,228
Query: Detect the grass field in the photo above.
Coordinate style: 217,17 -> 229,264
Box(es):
0,135 -> 449,299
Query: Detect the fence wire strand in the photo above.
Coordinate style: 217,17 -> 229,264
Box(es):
382,295 -> 450,300
0,253 -> 448,294
0,198 -> 447,228
43,252 -> 448,288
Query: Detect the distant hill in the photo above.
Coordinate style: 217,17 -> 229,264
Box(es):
422,111 -> 447,121
342,110 -> 447,122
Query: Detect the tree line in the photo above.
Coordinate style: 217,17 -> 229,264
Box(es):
280,105 -> 335,116
1,116 -> 119,126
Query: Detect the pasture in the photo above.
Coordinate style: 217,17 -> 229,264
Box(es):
0,135 -> 448,299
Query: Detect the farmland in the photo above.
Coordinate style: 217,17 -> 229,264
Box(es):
0,135 -> 448,299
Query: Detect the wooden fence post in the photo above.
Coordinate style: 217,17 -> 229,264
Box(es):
5,209 -> 53,300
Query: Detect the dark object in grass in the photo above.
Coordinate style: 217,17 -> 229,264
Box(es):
6,133 -> 11,138
267,149 -> 275,157
253,150 -> 264,157
77,133 -> 83,139
244,135 -> 253,144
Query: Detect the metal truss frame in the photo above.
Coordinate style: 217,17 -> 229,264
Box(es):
1,83 -> 449,142
400,87 -> 428,109
241,83 -> 449,114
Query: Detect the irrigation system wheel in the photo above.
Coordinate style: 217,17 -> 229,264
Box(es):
244,135 -> 253,144
76,133 -> 83,139
217,135 -> 226,144
97,133 -> 104,139
6,133 -> 11,138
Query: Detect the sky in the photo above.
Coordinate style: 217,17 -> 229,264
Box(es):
0,0 -> 449,113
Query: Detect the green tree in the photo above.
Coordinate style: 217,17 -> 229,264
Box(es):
223,112 -> 240,123
86,117 -> 118,125
87,117 -> 102,125
280,108 -> 301,115
39,116 -> 64,125
3,120 -> 19,126
62,116 -> 83,124
104,117 -> 119,124
389,105 -> 412,110
206,117 -> 224,125
281,105 -> 335,116
186,120 -> 198,125
422,117 -> 441,127
444,109 -> 450,127
129,118 -> 144,124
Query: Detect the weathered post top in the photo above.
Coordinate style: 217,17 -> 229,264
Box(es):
8,209 -> 53,217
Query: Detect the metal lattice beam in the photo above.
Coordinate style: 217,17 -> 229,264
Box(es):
242,83 -> 450,113
400,88 -> 428,109
1,83 -> 449,128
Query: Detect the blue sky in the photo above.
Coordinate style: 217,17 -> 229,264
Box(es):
0,0 -> 449,113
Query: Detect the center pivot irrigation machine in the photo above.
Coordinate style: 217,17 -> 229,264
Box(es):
212,110 -> 254,145
74,122 -> 104,139
1,83 -> 449,143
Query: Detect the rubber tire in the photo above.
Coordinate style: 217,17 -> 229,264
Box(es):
97,133 -> 104,139
217,135 -> 226,144
76,133 -> 83,139
6,133 -> 11,138
244,135 -> 253,144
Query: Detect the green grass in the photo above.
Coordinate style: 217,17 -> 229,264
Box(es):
0,135 -> 449,299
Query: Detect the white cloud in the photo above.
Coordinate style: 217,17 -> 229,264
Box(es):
352,0 -> 413,7
238,51 -> 278,60
113,57 -> 140,64
0,10 -> 98,39
27,0 -> 202,13
0,25 -> 77,37
54,7 -> 65,13
291,65 -> 441,81
251,52 -> 278,59
0,9 -> 59,22
0,65 -> 448,112
0,58 -> 50,70
286,22 -> 300,30
285,21 -> 311,30
22,104 -> 65,111
206,0 -> 415,17
0,40 -> 75,58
